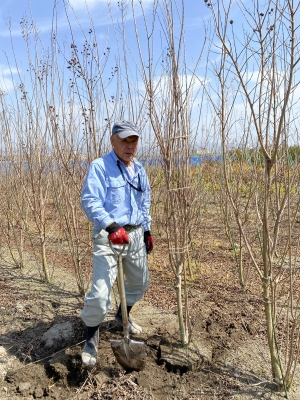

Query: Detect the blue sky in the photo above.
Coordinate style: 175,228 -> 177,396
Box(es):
0,0 -> 209,90
0,0 -> 218,151
1,1 -> 299,151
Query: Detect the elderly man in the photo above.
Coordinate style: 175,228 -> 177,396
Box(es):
80,120 -> 153,366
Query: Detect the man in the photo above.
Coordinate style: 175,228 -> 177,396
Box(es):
80,120 -> 153,366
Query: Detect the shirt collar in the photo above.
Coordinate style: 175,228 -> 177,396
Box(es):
109,150 -> 142,169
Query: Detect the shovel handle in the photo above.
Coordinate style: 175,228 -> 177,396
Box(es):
109,242 -> 130,337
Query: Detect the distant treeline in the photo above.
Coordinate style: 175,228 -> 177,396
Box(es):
0,155 -> 223,174
5,147 -> 300,169
227,146 -> 300,164
139,155 -> 222,167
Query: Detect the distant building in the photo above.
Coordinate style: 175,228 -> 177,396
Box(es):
195,147 -> 212,156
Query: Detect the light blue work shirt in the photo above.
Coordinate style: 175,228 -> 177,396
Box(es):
81,150 -> 151,232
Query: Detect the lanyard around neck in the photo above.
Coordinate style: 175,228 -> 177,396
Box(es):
117,160 -> 143,192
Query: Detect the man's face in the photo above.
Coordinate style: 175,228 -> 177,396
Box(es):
111,134 -> 139,165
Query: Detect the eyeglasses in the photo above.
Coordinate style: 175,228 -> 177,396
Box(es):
117,160 -> 144,192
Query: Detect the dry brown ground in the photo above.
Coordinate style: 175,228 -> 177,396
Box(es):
0,208 -> 299,400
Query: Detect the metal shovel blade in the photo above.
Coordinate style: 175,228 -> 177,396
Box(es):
111,336 -> 146,371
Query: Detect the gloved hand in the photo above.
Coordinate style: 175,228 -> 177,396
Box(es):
106,222 -> 130,245
144,231 -> 154,254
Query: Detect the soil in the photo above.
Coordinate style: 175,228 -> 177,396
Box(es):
0,227 -> 300,399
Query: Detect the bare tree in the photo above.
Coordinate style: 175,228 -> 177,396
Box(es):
207,0 -> 300,390
123,0 -> 207,344
0,3 -> 154,292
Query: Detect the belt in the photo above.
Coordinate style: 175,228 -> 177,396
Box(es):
123,224 -> 141,232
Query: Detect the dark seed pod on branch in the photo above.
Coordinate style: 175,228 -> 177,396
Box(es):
230,20 -> 234,24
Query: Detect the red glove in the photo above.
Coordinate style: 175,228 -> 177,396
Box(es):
144,231 -> 154,253
106,223 -> 130,245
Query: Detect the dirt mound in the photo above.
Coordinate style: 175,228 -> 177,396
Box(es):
0,260 -> 299,399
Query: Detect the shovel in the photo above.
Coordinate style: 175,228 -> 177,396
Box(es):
110,242 -> 147,371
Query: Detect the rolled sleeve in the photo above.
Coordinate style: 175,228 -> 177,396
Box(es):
141,174 -> 152,232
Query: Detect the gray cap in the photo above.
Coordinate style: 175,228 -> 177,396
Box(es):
112,120 -> 140,138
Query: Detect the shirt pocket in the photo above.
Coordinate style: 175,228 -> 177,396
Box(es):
133,187 -> 144,206
106,178 -> 126,204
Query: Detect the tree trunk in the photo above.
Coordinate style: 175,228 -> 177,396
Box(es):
263,160 -> 282,385
175,270 -> 188,345
41,239 -> 50,283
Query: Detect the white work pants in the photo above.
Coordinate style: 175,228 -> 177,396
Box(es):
81,225 -> 149,327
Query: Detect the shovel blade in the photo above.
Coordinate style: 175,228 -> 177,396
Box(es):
111,338 -> 146,371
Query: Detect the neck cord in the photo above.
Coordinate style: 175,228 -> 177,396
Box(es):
117,160 -> 143,192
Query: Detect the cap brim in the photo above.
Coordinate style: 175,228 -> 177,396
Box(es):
116,131 -> 140,139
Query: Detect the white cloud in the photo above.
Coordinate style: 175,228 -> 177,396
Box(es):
68,0 -> 154,11
152,74 -> 207,93
0,28 -> 21,38
0,65 -> 19,94
1,67 -> 18,75
68,0 -> 104,10
0,76 -> 14,93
